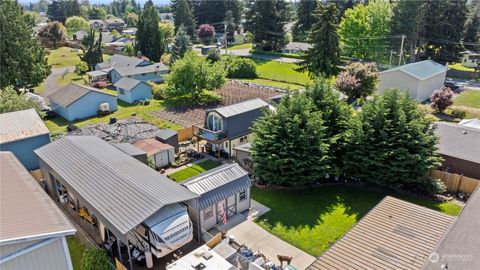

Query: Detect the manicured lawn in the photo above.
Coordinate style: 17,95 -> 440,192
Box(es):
67,235 -> 88,270
454,90 -> 480,109
44,99 -> 181,132
238,78 -> 305,90
253,59 -> 312,86
47,47 -> 111,68
252,185 -> 462,257
168,159 -> 221,182
56,72 -> 88,86
449,63 -> 476,72
228,43 -> 253,50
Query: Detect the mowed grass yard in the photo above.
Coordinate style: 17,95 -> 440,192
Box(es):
253,59 -> 312,86
252,185 -> 462,257
67,235 -> 88,270
168,159 -> 221,182
454,90 -> 480,109
47,47 -> 111,68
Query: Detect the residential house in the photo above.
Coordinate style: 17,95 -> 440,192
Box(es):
0,152 -> 76,270
35,136 -> 198,267
459,51 -> 480,68
113,77 -> 152,103
307,196 -> 455,270
104,18 -> 125,32
281,42 -> 312,54
193,99 -> 270,158
156,129 -> 179,153
181,163 -> 251,236
104,36 -> 134,54
377,60 -> 448,101
0,109 -> 50,170
91,54 -> 151,82
122,28 -> 137,35
113,143 -> 148,164
89,19 -> 106,30
434,122 -> 480,179
48,83 -> 117,121
133,138 -> 175,169
110,62 -> 169,84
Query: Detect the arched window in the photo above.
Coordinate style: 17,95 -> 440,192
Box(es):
207,112 -> 223,132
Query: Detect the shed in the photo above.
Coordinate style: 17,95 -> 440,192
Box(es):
459,50 -> 480,68
156,129 -> 179,153
48,83 -> 118,121
377,60 -> 448,101
113,77 -> 152,104
307,196 -> 455,270
0,109 -> 50,170
181,163 -> 251,234
0,152 -> 76,270
133,138 -> 175,168
233,142 -> 252,168
113,143 -> 148,164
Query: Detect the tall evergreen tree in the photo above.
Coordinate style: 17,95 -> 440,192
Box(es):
246,0 -> 288,51
225,10 -> 236,43
251,92 -> 330,186
171,0 -> 196,38
192,0 -> 243,27
344,89 -> 442,190
299,3 -> 341,77
171,25 -> 192,62
292,0 -> 318,42
1,0 -> 50,88
463,6 -> 480,51
47,0 -> 81,23
80,29 -> 103,70
136,3 -> 163,62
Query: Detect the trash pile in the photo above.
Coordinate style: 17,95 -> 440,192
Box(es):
237,245 -> 288,270
68,118 -> 160,143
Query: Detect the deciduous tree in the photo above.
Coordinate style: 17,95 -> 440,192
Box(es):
0,86 -> 42,116
37,21 -> 67,48
334,62 -> 379,101
65,16 -> 89,34
197,24 -> 215,45
430,87 -> 454,113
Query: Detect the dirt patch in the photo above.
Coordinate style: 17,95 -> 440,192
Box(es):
153,81 -> 283,127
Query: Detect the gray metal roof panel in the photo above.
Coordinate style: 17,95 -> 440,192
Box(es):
382,60 -> 448,80
211,98 -> 269,118
156,129 -> 178,140
96,54 -> 146,69
113,143 -> 147,156
47,83 -> 116,107
113,77 -> 143,91
434,122 -> 480,164
0,109 -> 50,144
35,136 -> 197,234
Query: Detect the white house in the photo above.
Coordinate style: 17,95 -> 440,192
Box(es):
377,60 -> 448,102
459,51 -> 480,68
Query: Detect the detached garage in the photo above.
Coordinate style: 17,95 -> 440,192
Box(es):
377,60 -> 448,101
133,138 -> 175,168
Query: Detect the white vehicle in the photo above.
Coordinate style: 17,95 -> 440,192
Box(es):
128,203 -> 193,258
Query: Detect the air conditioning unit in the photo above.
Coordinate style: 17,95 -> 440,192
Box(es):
99,102 -> 110,112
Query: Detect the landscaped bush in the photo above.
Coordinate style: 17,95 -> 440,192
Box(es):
225,57 -> 258,78
450,108 -> 467,119
148,82 -> 167,100
412,177 -> 447,196
430,86 -> 454,113
75,61 -> 89,74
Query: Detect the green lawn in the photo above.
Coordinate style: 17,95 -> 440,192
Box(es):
449,63 -> 476,72
252,185 -> 462,257
253,59 -> 312,86
228,43 -> 253,50
44,99 -> 181,132
67,235 -> 88,270
47,47 -> 111,68
454,90 -> 480,109
238,78 -> 305,90
168,159 -> 221,182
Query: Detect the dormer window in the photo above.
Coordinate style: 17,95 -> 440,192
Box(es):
206,112 -> 223,132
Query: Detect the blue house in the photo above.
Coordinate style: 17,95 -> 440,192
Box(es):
0,109 -> 50,170
48,83 -> 118,121
110,62 -> 169,84
113,77 -> 152,103
90,54 -> 151,82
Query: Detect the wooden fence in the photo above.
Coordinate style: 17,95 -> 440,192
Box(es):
431,170 -> 480,194
177,126 -> 194,142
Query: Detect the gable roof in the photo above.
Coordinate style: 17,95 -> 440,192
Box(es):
96,54 -> 148,69
181,163 -> 251,209
307,196 -> 455,270
48,83 -> 116,108
381,60 -> 448,80
113,143 -> 146,157
114,62 -> 168,77
434,121 -> 480,164
211,98 -> 269,118
0,152 -> 75,244
133,138 -> 173,156
0,109 -> 49,144
113,77 -> 144,91
34,136 -> 197,235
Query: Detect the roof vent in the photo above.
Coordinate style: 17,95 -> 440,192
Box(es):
462,130 -> 467,134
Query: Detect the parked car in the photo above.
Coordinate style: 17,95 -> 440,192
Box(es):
444,80 -> 462,91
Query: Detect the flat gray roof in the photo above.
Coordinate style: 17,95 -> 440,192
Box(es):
48,83 -> 116,107
0,152 -> 75,244
35,136 -> 197,234
114,62 -> 168,77
434,121 -> 480,164
113,143 -> 146,156
234,142 -> 252,153
0,109 -> 49,144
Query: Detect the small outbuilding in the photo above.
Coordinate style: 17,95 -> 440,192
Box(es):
181,163 -> 251,235
0,109 -> 50,170
113,77 -> 152,104
48,83 -> 118,121
133,138 -> 175,168
113,143 -> 148,164
377,60 -> 448,101
156,129 -> 179,153
233,142 -> 252,169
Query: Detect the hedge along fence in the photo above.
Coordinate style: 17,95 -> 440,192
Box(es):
431,170 -> 480,194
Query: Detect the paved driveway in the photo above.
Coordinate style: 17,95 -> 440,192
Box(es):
40,66 -> 73,99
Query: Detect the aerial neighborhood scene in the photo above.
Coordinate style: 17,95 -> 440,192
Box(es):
1,0 -> 480,269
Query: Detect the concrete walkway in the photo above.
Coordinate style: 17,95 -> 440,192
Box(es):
223,200 -> 316,270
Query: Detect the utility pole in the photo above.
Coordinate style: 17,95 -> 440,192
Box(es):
399,34 -> 405,66
224,23 -> 228,54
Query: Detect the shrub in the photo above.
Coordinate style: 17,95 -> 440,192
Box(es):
161,53 -> 171,65
148,82 -> 167,100
430,86 -> 454,113
225,57 -> 257,78
450,108 -> 467,119
80,248 -> 111,270
75,61 -> 89,74
206,49 -> 221,63
197,24 -> 215,45
414,177 -> 447,196
334,62 -> 379,101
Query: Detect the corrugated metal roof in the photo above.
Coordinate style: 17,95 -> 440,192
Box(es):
113,77 -> 143,91
382,60 -> 448,80
0,109 -> 49,144
307,196 -> 455,270
34,136 -> 197,234
434,121 -> 480,164
133,138 -> 173,156
114,62 -> 168,77
181,164 -> 251,209
113,143 -> 146,156
47,83 -> 116,107
211,98 -> 269,118
0,152 -> 75,244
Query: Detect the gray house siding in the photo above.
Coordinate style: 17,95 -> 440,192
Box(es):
0,134 -> 50,171
441,155 -> 480,179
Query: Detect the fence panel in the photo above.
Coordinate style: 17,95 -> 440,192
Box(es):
177,126 -> 194,142
431,170 -> 480,194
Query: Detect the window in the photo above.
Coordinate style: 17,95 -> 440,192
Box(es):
206,112 -> 223,132
239,190 -> 247,201
119,88 -> 124,95
204,206 -> 213,220
240,137 -> 244,143
141,73 -> 146,76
